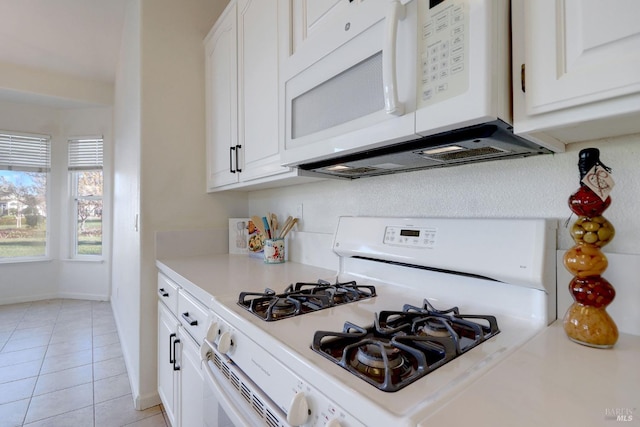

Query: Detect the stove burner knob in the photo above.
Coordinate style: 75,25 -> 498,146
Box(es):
287,392 -> 310,426
325,419 -> 343,427
218,331 -> 233,354
200,340 -> 212,361
206,321 -> 218,342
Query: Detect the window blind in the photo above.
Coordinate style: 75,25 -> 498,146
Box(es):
68,137 -> 103,171
0,132 -> 51,172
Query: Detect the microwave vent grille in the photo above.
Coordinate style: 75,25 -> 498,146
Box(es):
328,167 -> 378,175
421,146 -> 508,162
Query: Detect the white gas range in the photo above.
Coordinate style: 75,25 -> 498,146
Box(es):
201,217 -> 557,427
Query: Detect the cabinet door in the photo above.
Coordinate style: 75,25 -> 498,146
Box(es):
524,0 -> 640,114
179,328 -> 204,427
158,302 -> 179,427
205,2 -> 239,190
236,0 -> 288,182
288,0 -> 348,58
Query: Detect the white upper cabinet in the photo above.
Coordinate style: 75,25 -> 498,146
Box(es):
205,0 -> 317,192
286,0 -> 348,61
512,0 -> 640,144
235,0 -> 285,182
205,3 -> 238,189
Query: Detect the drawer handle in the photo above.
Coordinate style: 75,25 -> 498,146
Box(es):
181,312 -> 198,326
158,288 -> 169,298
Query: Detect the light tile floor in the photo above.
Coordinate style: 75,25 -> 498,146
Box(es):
0,299 -> 169,427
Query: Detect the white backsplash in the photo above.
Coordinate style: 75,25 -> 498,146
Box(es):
247,134 -> 640,337
287,231 -> 338,270
248,135 -> 640,255
155,228 -> 228,259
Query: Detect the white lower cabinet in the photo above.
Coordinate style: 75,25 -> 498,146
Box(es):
158,273 -> 206,427
178,326 -> 204,427
158,301 -> 180,427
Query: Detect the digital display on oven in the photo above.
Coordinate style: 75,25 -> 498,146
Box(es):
400,229 -> 420,237
384,226 -> 437,249
430,0 -> 446,8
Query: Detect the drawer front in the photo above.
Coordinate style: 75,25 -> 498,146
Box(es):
177,290 -> 208,343
158,273 -> 180,316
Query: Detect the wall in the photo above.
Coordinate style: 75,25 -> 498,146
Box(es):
112,0 -> 245,410
112,0 -> 143,408
0,61 -> 113,107
0,101 -> 113,304
248,134 -> 640,261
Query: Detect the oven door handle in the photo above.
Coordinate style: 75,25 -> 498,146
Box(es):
201,340 -> 256,427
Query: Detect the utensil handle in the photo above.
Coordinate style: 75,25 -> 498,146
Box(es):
280,218 -> 298,238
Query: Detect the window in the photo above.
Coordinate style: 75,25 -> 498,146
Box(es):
0,131 -> 50,260
69,137 -> 103,257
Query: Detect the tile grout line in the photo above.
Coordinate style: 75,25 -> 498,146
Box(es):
1,301 -> 33,427
0,301 -> 32,353
0,299 -> 168,427
92,300 -> 96,427
22,299 -> 64,427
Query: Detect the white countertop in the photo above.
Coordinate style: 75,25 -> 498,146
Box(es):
157,254 -> 640,427
156,254 -> 338,306
423,321 -> 640,426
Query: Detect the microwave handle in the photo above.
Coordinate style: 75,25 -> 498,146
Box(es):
383,0 -> 405,116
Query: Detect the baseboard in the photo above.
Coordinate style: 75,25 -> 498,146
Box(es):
110,298 -> 162,411
0,293 -> 58,306
136,391 -> 161,411
0,292 -> 108,306
56,292 -> 109,301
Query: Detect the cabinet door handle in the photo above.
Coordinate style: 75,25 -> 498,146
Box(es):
235,144 -> 242,173
173,338 -> 181,371
181,312 -> 198,326
229,146 -> 236,173
158,288 -> 169,298
169,333 -> 176,363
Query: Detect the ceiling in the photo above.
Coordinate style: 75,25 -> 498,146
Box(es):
0,0 -> 128,106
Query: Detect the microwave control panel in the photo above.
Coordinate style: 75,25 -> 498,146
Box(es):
418,0 -> 469,107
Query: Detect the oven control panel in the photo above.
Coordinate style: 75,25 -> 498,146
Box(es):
384,226 -> 437,248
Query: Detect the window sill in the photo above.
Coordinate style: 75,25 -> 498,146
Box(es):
62,258 -> 105,264
0,257 -> 53,265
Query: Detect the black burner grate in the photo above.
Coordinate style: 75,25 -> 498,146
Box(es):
237,280 -> 376,321
311,299 -> 499,392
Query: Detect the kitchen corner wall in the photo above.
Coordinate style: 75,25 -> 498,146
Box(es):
0,101 -> 112,304
111,0 -> 244,411
248,134 -> 640,262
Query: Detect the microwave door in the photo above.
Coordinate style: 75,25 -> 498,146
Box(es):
281,0 -> 418,167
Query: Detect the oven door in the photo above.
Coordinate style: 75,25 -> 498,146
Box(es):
202,339 -> 291,427
201,340 -> 250,427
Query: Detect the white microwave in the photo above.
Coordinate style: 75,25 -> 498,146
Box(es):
280,0 -> 559,178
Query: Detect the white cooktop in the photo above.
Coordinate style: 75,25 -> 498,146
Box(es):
208,216 -> 557,426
